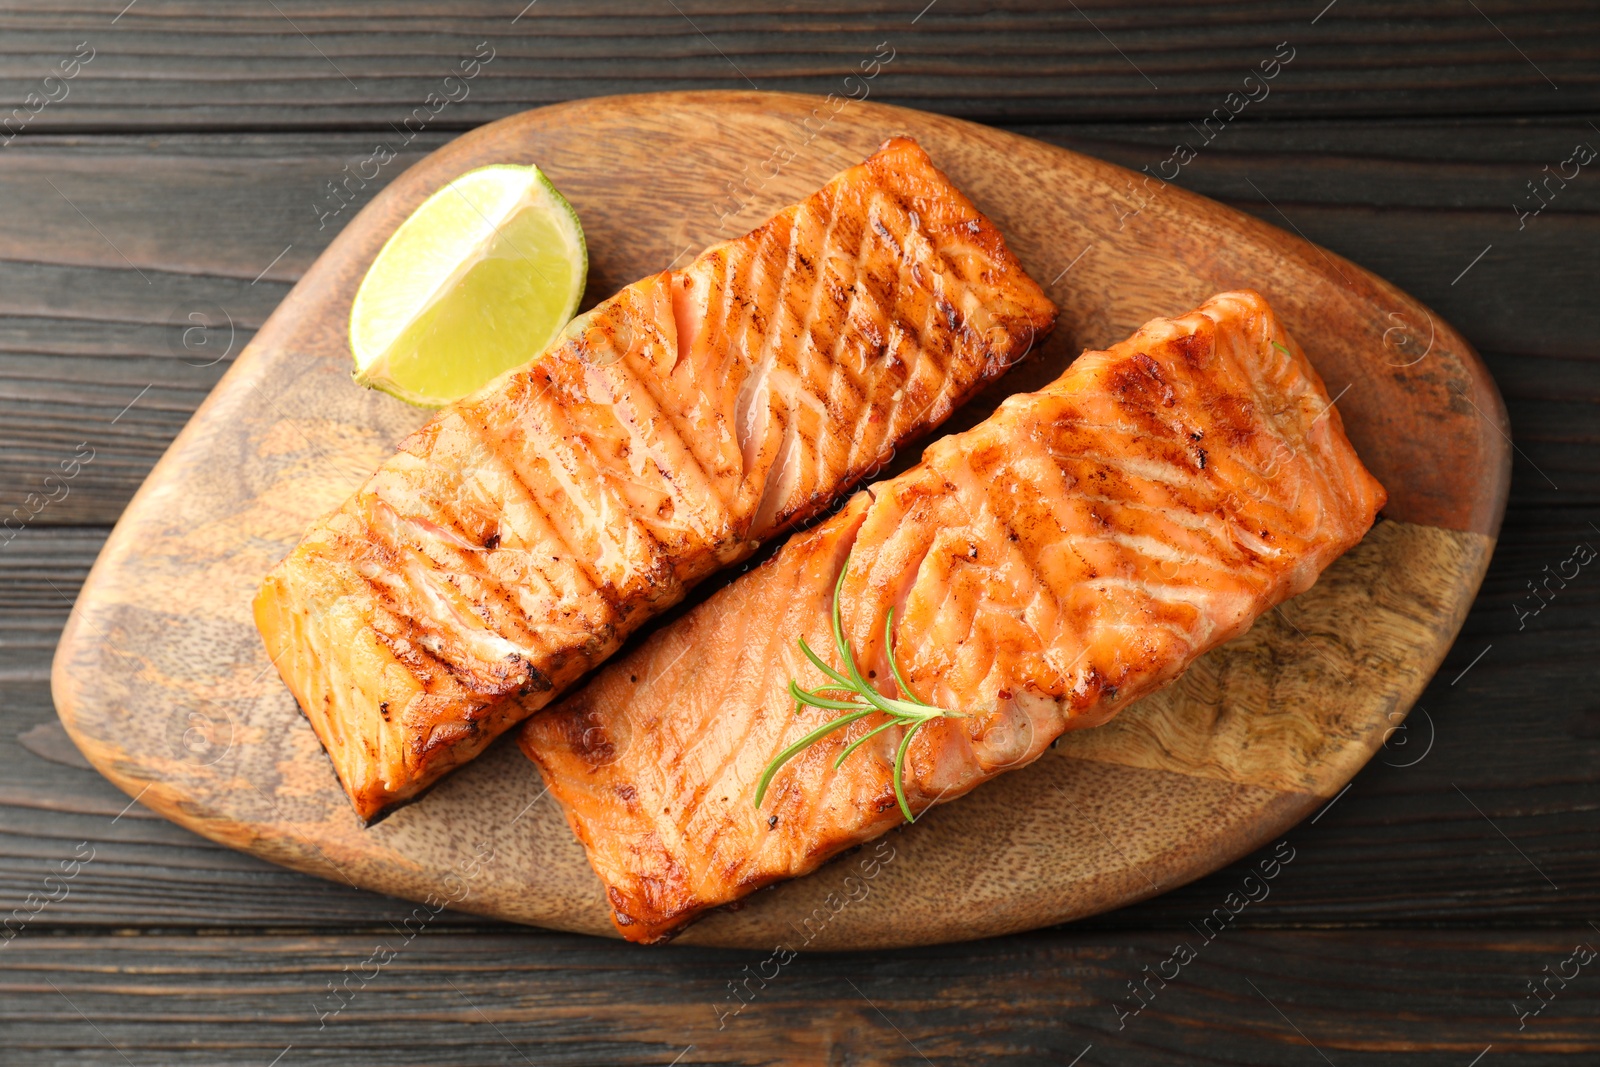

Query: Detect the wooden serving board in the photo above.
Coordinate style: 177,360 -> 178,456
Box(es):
53,91 -> 1508,950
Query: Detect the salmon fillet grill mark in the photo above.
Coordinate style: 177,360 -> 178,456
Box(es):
254,136 -> 1058,821
519,290 -> 1388,943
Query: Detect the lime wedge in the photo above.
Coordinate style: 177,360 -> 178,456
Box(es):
349,164 -> 586,407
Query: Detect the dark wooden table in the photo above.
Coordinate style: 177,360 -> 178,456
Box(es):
3,3 -> 1597,1063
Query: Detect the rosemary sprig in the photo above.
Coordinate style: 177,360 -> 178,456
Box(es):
754,558 -> 964,822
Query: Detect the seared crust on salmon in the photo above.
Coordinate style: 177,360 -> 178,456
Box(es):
519,290 -> 1386,942
255,137 -> 1058,821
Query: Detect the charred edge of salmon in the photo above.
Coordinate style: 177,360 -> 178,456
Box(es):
519,289 -> 1388,943
256,135 -> 1058,824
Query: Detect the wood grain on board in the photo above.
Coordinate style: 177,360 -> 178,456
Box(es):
49,92 -> 1507,948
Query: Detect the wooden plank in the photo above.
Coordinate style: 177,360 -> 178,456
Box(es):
1024,118 -> 1600,362
0,9 -> 1585,1055
1,1 -> 1597,130
0,929 -> 1594,1064
0,133 -> 451,525
5,491 -> 1598,929
2,117 -> 1594,526
0,528 -> 99,683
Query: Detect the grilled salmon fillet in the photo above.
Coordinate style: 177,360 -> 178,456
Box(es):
519,290 -> 1387,942
255,137 -> 1057,821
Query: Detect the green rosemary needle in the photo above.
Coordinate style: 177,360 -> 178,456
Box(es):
753,557 -> 964,823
